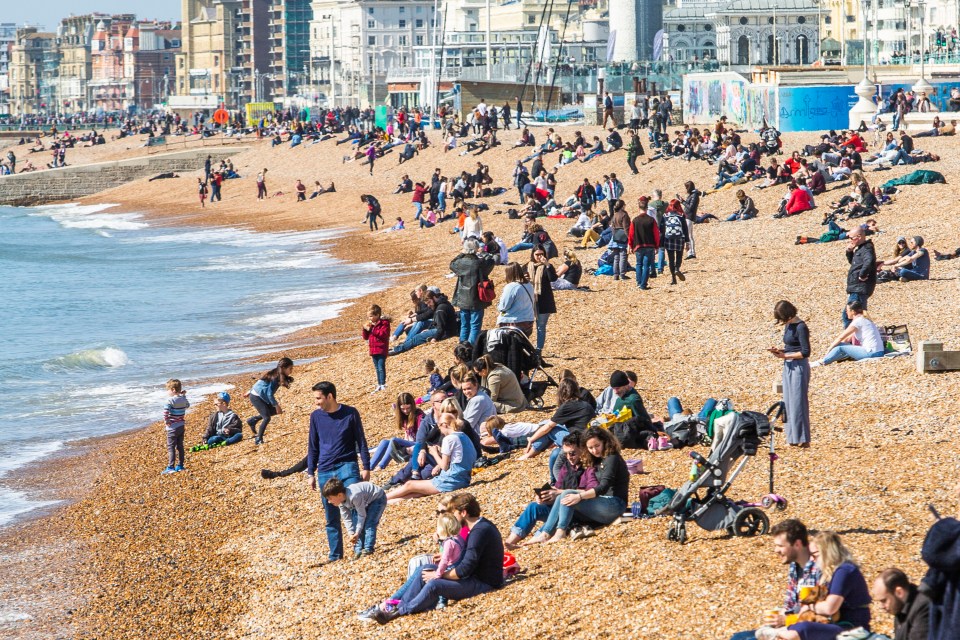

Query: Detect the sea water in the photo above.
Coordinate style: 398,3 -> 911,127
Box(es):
0,203 -> 389,525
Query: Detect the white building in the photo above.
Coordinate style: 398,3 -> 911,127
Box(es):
0,23 -> 18,115
310,0 -> 437,106
664,0 -> 820,66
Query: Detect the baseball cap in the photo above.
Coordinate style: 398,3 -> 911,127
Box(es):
217,391 -> 231,403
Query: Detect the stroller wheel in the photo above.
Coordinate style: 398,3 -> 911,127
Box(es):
775,498 -> 789,512
733,507 -> 770,537
667,522 -> 687,543
529,396 -> 544,410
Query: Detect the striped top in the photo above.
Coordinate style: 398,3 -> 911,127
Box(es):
164,394 -> 191,432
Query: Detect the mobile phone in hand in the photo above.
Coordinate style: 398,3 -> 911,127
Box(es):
929,503 -> 942,520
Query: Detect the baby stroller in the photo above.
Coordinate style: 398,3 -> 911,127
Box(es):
473,326 -> 557,409
658,411 -> 785,544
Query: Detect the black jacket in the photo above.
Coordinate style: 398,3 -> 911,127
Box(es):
682,190 -> 701,220
845,240 -> 877,296
922,517 -> 960,640
451,253 -> 496,310
432,296 -> 459,341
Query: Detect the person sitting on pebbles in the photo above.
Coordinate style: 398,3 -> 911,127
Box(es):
521,427 -> 629,545
201,391 -> 244,447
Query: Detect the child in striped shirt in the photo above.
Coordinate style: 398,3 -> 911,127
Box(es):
162,379 -> 190,474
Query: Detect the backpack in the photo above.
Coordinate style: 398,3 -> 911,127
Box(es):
663,214 -> 684,238
645,488 -> 677,516
611,420 -> 645,449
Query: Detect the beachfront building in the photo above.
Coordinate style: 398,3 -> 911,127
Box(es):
8,28 -> 58,115
88,17 -> 137,114
235,0 -> 273,105
309,0 -> 436,106
0,23 -> 18,115
56,14 -> 107,114
125,24 -> 181,112
173,0 -> 242,111
268,0 -> 314,102
663,0 -> 820,66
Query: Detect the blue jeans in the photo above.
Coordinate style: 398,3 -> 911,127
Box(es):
393,319 -> 427,340
898,266 -> 927,281
655,247 -> 665,272
392,328 -> 438,354
413,202 -> 423,220
535,312 -> 551,351
398,572 -> 493,615
729,632 -> 757,640
372,354 -> 386,386
508,241 -> 534,253
635,248 -> 654,289
315,461 -> 361,560
554,494 -> 626,531
529,425 -> 569,454
206,433 -> 242,446
391,563 -> 434,601
370,438 -> 416,469
437,192 -> 446,212
822,344 -> 884,364
354,494 -> 388,554
511,502 -> 553,538
459,309 -> 484,345
410,443 -> 436,474
842,292 -> 868,328
667,397 -> 717,420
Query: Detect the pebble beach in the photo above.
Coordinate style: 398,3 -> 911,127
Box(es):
0,123 -> 958,640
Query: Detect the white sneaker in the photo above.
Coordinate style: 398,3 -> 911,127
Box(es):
810,360 -> 823,369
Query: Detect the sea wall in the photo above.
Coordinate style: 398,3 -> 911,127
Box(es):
0,147 -> 248,206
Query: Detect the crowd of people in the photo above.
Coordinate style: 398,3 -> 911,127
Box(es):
149,100 -> 957,634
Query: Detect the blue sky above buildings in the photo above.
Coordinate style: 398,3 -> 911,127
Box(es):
4,1 -> 179,29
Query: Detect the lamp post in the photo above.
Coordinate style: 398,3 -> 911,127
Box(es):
914,0 -> 934,94
849,0 -> 878,127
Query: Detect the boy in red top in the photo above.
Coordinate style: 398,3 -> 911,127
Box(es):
362,304 -> 391,393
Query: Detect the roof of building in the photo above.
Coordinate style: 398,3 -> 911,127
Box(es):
664,6 -> 708,20
714,0 -> 819,12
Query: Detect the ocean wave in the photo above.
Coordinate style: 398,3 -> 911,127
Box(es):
44,347 -> 131,372
28,203 -> 148,231
134,227 -> 344,249
0,440 -> 64,476
191,249 -> 335,272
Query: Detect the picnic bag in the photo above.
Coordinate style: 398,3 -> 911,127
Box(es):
879,324 -> 912,354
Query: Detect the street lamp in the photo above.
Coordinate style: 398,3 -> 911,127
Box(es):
914,0 -> 933,94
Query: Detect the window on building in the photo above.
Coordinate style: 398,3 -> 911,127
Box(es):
825,16 -> 832,24
677,24 -> 686,32
399,6 -> 405,13
528,15 -> 536,24
416,19 -> 423,28
368,7 -> 374,14
368,19 -> 375,28
402,55 -> 408,65
703,23 -> 712,31
399,35 -> 407,45
399,19 -> 406,27
797,16 -> 806,24
214,55 -> 219,67
368,36 -> 376,45
739,17 -> 748,25
416,35 -> 423,45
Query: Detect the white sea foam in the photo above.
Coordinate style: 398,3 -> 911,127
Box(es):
29,203 -> 148,231
136,227 -> 343,249
44,347 -> 131,372
0,487 -> 60,528
0,441 -> 64,476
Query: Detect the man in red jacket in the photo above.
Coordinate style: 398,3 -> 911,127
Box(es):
412,181 -> 427,221
628,195 -> 661,290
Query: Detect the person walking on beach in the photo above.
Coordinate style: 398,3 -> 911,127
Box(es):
364,144 -> 377,176
162,379 -> 190,474
307,381 -> 371,563
361,195 -> 384,231
197,178 -> 208,208
768,300 -> 811,448
256,168 -> 268,200
204,155 -> 212,183
363,304 -> 391,393
245,357 -> 294,445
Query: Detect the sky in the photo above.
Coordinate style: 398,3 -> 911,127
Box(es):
2,1 -> 180,30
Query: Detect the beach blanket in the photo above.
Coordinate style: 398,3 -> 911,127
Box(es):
881,169 -> 946,189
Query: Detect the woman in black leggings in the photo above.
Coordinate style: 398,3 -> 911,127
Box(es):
658,200 -> 690,285
246,357 -> 294,445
